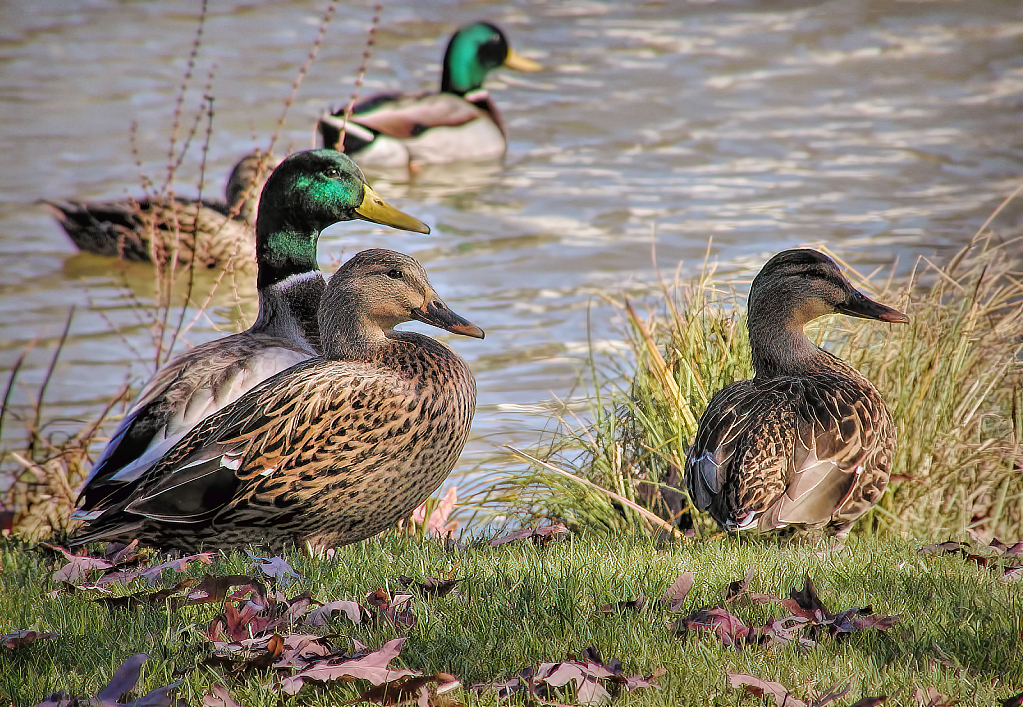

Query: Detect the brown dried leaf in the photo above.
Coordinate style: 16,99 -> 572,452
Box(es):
97,552 -> 215,586
3,629 -> 57,650
849,698 -> 888,707
202,686 -> 246,707
597,594 -> 646,614
1002,691 -> 1023,707
677,607 -> 754,647
723,566 -> 755,601
277,637 -> 418,696
306,599 -> 370,626
44,544 -> 113,584
187,575 -> 259,605
36,653 -> 185,707
398,575 -> 460,597
356,672 -> 461,706
92,578 -> 196,610
728,673 -> 808,707
247,552 -> 299,582
660,571 -> 694,613
366,588 -> 417,630
537,662 -> 612,707
913,686 -> 953,707
490,522 -> 570,547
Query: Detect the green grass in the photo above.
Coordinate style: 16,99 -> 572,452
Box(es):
475,236 -> 1023,541
2,532 -> 1022,706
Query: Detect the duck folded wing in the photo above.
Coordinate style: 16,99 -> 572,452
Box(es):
343,93 -> 487,137
113,359 -> 413,525
77,344 -> 312,508
685,380 -> 783,514
755,377 -> 878,531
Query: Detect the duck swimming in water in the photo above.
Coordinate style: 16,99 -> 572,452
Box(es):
72,150 -> 429,521
684,249 -> 908,537
72,249 -> 482,551
44,151 -> 284,269
318,22 -> 542,169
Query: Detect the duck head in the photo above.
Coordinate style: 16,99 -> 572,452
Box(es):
319,248 -> 484,359
747,249 -> 908,376
441,22 -> 542,96
255,149 -> 429,288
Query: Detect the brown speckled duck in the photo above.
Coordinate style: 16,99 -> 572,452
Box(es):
72,248 -> 482,551
72,150 -> 429,521
684,249 -> 908,537
44,151 -> 283,269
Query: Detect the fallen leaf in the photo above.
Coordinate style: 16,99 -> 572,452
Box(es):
277,637 -> 418,696
490,523 -> 570,547
1002,691 -> 1023,707
202,686 -> 246,707
43,544 -> 113,584
538,662 -> 612,706
92,579 -> 196,610
187,575 -> 260,604
597,594 -> 646,614
34,653 -> 184,707
849,698 -> 888,707
728,673 -> 808,707
3,629 -> 57,650
366,588 -> 417,630
677,606 -> 761,647
97,552 -> 216,586
247,552 -> 300,583
306,599 -> 370,626
723,567 -> 755,601
398,576 -> 460,597
913,686 -> 953,707
660,571 -> 694,613
356,672 -> 461,706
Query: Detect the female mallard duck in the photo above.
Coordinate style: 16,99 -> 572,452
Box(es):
317,22 -> 542,168
684,249 -> 908,536
72,248 -> 483,550
72,150 -> 429,519
44,151 -> 283,269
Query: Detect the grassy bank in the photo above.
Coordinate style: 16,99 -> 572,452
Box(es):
476,234 -> 1023,541
3,532 -> 1023,706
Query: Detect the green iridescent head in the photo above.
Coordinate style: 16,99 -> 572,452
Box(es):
255,149 -> 429,288
440,22 -> 542,96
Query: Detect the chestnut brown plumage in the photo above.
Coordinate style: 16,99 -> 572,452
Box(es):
72,249 -> 481,551
684,249 -> 908,536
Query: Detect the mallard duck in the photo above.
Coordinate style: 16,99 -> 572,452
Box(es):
72,150 -> 429,520
43,151 -> 283,269
72,248 -> 483,551
684,249 -> 908,536
318,22 -> 542,168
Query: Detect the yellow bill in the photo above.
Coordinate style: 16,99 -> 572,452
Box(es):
356,184 -> 430,234
504,48 -> 543,73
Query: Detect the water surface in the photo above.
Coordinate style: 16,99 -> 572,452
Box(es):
2,0 -> 1022,489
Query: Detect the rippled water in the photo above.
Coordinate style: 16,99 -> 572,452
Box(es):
2,0 -> 1022,487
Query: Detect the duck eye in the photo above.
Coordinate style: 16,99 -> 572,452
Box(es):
386,269 -> 403,279
326,167 -> 342,179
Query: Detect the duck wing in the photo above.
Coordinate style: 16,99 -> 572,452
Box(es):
319,92 -> 486,148
75,336 -> 312,515
766,373 -> 892,530
686,374 -> 890,532
114,358 -> 409,524
685,379 -> 797,528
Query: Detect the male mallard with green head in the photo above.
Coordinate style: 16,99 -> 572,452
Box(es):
72,249 -> 482,551
684,249 -> 908,537
73,150 -> 428,520
318,22 -> 542,168
44,151 -> 283,269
